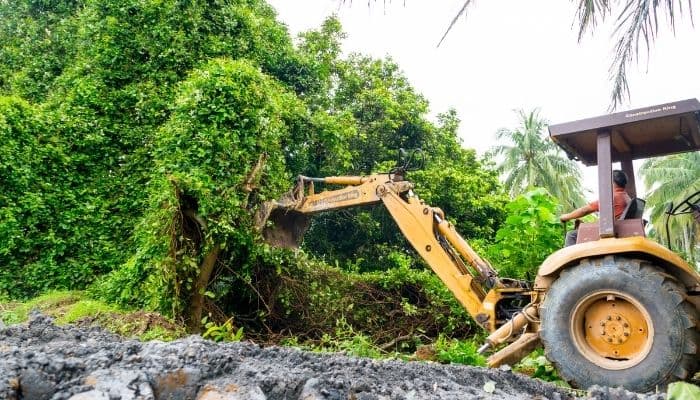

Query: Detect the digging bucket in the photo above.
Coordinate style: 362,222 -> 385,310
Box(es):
254,183 -> 310,249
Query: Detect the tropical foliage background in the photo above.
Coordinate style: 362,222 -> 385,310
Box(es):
0,0 -> 697,358
489,109 -> 586,210
640,153 -> 700,265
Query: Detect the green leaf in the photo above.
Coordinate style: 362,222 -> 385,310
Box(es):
668,382 -> 700,400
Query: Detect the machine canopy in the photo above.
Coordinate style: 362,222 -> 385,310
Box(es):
548,98 -> 700,166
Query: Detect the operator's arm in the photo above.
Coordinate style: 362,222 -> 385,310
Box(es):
560,204 -> 596,222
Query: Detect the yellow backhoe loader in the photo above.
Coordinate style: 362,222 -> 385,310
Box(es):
256,99 -> 700,391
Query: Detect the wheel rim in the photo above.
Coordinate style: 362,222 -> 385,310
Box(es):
570,290 -> 654,370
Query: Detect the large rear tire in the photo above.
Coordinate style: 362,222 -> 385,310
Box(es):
540,256 -> 699,392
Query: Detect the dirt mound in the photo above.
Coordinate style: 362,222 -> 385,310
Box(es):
0,313 -> 664,400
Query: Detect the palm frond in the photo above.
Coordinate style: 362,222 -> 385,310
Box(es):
573,0 -> 690,110
575,0 -> 612,41
639,152 -> 700,261
491,109 -> 585,207
437,0 -> 474,47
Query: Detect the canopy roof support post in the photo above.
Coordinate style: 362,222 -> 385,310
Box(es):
597,129 -> 615,238
620,156 -> 637,198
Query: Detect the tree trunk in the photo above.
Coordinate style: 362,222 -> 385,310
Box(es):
187,244 -> 221,332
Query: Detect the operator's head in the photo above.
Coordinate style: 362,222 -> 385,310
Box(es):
613,170 -> 628,188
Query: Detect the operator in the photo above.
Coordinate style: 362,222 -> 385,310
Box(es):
560,170 -> 631,247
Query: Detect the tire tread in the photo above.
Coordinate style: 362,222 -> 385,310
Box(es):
540,256 -> 699,391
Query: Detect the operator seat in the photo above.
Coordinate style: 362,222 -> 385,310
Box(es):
575,198 -> 647,244
619,198 -> 646,220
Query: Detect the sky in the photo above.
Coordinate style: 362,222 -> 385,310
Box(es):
266,0 -> 700,195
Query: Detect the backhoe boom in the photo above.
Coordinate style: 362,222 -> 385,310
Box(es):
257,173 -> 545,367
256,174 -> 529,331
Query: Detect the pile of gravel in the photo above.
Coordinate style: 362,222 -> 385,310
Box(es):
0,313 -> 665,399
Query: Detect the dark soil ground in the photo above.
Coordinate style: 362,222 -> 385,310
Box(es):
0,313 -> 667,400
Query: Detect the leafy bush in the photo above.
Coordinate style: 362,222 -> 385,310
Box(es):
92,58 -> 298,321
668,382 -> 700,400
433,335 -> 486,366
515,349 -> 565,384
202,317 -> 244,343
0,97 -> 84,297
487,189 -> 563,279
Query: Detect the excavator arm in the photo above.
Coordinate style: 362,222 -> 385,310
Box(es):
256,173 -> 541,366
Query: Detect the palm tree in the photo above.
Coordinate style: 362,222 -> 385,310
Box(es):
490,109 -> 586,209
639,153 -> 699,264
438,1 -> 694,110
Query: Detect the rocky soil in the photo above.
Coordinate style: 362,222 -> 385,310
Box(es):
0,313 -> 666,400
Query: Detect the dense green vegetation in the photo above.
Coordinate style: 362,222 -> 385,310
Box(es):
0,0 -> 527,351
